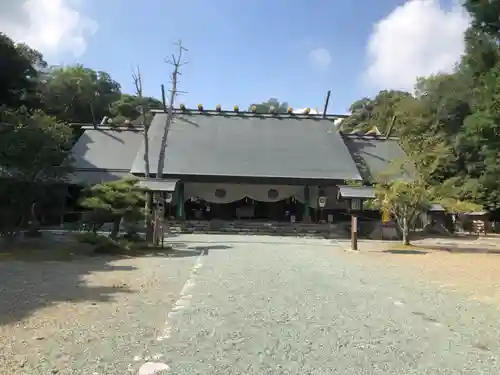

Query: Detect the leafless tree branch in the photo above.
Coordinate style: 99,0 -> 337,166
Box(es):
156,40 -> 188,180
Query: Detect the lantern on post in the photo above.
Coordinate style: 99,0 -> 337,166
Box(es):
318,195 -> 327,223
165,192 -> 173,204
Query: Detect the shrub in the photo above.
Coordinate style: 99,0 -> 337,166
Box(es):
76,232 -> 127,254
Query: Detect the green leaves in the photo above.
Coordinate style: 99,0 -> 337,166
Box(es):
340,90 -> 411,134
249,98 -> 289,114
0,33 -> 43,109
0,106 -> 73,182
43,65 -> 121,123
80,178 -> 147,217
109,94 -> 162,122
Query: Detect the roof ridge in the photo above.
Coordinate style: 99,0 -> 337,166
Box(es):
150,108 -> 347,120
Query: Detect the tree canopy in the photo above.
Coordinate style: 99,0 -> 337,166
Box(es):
340,0 -> 500,212
0,32 -> 162,237
249,98 -> 289,114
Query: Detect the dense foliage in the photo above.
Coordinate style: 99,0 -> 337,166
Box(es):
0,32 -> 161,238
340,1 -> 500,212
79,178 -> 146,239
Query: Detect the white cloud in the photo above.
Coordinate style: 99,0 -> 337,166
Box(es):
0,0 -> 98,57
308,48 -> 332,71
365,0 -> 470,91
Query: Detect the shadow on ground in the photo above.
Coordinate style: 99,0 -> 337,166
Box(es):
0,233 -> 236,325
379,245 -> 500,255
0,256 -> 136,326
424,245 -> 500,254
411,233 -> 481,241
383,249 -> 428,255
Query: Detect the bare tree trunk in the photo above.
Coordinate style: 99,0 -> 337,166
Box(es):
110,216 -> 121,240
156,40 -> 186,178
132,66 -> 153,242
153,40 -> 187,246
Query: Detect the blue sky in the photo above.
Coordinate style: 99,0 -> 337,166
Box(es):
2,0 -> 470,114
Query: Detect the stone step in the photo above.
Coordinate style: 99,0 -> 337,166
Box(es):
164,220 -> 350,238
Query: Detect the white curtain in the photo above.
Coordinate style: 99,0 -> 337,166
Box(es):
184,183 -> 306,204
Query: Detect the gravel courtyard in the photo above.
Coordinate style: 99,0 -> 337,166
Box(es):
2,234 -> 500,374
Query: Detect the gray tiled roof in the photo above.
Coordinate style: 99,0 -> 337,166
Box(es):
342,135 -> 414,183
71,127 -> 143,170
130,112 -> 362,181
70,127 -> 143,185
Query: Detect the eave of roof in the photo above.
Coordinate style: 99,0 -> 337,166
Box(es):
337,185 -> 375,199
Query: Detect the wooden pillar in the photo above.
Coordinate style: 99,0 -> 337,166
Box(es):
351,211 -> 358,251
176,182 -> 185,220
60,184 -> 68,228
303,185 -> 311,222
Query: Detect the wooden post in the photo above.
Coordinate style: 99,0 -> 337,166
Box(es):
351,209 -> 358,251
322,90 -> 331,118
177,182 -> 185,219
303,185 -> 310,223
60,185 -> 68,229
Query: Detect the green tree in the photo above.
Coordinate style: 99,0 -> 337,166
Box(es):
43,65 -> 121,123
464,0 -> 500,39
79,178 -> 146,240
0,107 -> 73,182
0,33 -> 44,109
340,90 -> 411,134
109,93 -> 162,123
460,64 -> 500,209
0,107 -> 73,237
249,98 -> 288,113
374,180 -> 431,245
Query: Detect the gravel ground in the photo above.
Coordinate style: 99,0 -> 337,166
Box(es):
163,235 -> 500,374
337,238 -> 500,305
0,252 -> 196,374
2,234 -> 500,374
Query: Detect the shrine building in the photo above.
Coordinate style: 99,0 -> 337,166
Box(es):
69,107 -> 411,223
